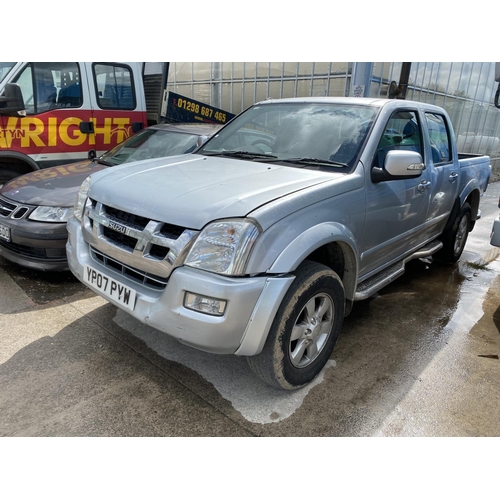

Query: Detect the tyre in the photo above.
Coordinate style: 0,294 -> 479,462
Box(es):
0,167 -> 22,189
247,260 -> 345,390
435,202 -> 472,264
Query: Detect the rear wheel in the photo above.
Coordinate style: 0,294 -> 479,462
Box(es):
247,260 -> 345,390
435,202 -> 472,264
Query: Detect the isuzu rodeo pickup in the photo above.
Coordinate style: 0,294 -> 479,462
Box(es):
66,97 -> 491,390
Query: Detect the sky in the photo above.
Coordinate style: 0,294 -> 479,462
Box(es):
5,2 -> 497,63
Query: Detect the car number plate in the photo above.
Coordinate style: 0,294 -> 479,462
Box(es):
0,222 -> 11,242
83,265 -> 136,311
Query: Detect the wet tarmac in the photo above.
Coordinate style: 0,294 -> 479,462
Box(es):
1,183 -> 500,437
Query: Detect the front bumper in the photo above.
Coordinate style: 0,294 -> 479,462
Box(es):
66,217 -> 294,355
0,216 -> 68,271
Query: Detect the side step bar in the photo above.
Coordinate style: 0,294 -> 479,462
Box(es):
354,241 -> 443,301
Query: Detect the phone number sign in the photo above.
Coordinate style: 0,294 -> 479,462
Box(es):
164,91 -> 235,125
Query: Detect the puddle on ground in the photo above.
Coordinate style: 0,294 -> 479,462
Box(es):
113,309 -> 335,424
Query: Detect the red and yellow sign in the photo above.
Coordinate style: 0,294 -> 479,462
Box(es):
0,109 -> 147,154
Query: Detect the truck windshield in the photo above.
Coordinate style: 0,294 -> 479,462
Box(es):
0,62 -> 16,85
199,101 -> 376,170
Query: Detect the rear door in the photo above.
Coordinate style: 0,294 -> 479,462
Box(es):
85,62 -> 148,156
422,111 -> 458,236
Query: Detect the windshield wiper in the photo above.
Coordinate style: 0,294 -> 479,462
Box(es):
281,157 -> 348,168
94,159 -> 114,166
203,150 -> 278,160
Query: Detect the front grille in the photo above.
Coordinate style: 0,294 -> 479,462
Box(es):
0,198 -> 17,217
91,247 -> 168,290
102,225 -> 138,251
0,196 -> 31,220
83,199 -> 198,281
105,206 -> 149,230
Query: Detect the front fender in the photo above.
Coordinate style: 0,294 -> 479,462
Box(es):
268,222 -> 359,300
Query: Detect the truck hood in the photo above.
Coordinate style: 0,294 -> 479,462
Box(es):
89,154 -> 342,229
0,160 -> 107,207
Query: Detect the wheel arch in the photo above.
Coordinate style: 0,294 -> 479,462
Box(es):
267,222 -> 359,302
464,187 -> 481,222
0,151 -> 40,175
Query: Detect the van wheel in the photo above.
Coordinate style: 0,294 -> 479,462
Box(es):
0,167 -> 22,189
435,202 -> 472,264
247,260 -> 345,390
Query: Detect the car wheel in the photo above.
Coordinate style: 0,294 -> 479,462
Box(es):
435,202 -> 472,264
247,260 -> 345,390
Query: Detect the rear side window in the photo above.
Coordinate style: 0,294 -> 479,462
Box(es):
374,110 -> 422,167
94,63 -> 136,110
14,62 -> 82,114
425,113 -> 452,164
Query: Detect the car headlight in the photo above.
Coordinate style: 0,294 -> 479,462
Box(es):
73,176 -> 92,221
29,206 -> 72,222
185,219 -> 260,275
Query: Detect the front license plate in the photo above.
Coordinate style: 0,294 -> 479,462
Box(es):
0,222 -> 11,242
83,265 -> 136,311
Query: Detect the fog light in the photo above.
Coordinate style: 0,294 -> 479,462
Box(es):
184,292 -> 227,316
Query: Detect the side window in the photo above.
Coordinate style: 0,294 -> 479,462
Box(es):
14,62 -> 82,114
375,111 -> 422,168
425,113 -> 452,164
94,63 -> 136,110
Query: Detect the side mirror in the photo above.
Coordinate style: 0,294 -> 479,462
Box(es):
196,135 -> 209,147
0,83 -> 26,116
372,150 -> 425,183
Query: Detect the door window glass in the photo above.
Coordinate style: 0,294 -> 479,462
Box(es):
375,110 -> 422,167
94,64 -> 136,110
13,62 -> 82,114
425,113 -> 452,164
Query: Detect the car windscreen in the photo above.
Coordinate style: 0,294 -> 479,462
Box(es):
198,101 -> 377,170
100,128 -> 201,166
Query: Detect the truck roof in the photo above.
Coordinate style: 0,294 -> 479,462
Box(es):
253,96 -> 447,113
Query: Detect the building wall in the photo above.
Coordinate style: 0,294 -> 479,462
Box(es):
166,62 -> 500,179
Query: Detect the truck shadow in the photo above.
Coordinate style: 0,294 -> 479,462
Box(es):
0,255 -> 90,306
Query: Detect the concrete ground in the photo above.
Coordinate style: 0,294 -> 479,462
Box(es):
1,184 -> 500,438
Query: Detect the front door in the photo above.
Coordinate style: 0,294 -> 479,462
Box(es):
360,109 -> 432,278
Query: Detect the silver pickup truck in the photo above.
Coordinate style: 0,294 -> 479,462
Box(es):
66,97 -> 491,390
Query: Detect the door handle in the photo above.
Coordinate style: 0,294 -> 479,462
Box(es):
449,171 -> 458,183
417,179 -> 431,193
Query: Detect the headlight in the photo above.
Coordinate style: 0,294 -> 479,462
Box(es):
29,206 -> 72,222
73,176 -> 92,221
185,219 -> 260,275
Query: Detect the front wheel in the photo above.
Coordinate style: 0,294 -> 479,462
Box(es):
247,260 -> 345,390
435,202 -> 472,264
